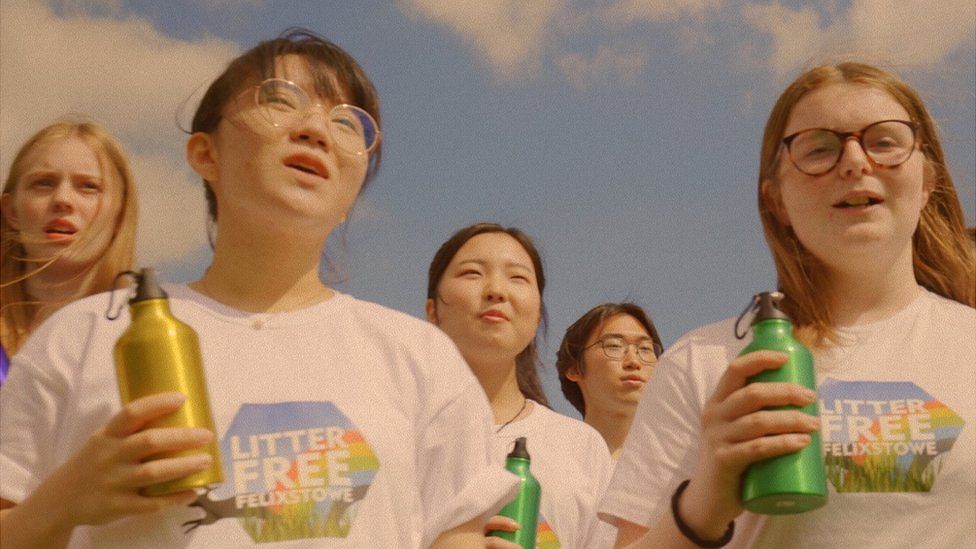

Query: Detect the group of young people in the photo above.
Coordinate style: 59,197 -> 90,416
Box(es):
0,28 -> 972,549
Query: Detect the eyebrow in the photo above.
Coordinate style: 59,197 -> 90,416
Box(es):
456,259 -> 534,272
24,170 -> 102,180
600,333 -> 653,341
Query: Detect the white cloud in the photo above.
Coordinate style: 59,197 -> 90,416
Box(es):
0,0 -> 240,266
557,45 -> 648,91
398,0 -> 569,78
605,0 -> 723,24
741,0 -> 976,76
128,154 -> 209,268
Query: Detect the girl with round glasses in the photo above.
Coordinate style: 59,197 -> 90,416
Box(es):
1,30 -> 515,548
0,118 -> 137,385
555,302 -> 664,459
426,223 -> 613,549
601,62 -> 974,548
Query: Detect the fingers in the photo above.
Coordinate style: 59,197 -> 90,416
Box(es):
711,433 -> 813,468
120,453 -> 214,490
710,351 -> 789,403
103,392 -> 187,438
721,409 -> 820,443
117,427 -> 214,462
720,381 -> 817,420
484,515 -> 518,534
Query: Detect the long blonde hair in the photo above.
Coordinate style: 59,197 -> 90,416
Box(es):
1,119 -> 137,354
758,62 -> 975,344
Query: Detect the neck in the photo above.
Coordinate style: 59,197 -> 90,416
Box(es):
824,243 -> 920,326
193,218 -> 332,312
584,405 -> 634,459
465,354 -> 526,425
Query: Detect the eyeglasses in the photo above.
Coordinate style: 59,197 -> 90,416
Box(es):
781,119 -> 917,176
584,337 -> 662,364
238,78 -> 381,155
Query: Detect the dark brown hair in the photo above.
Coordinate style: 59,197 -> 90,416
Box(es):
191,28 -> 382,224
427,223 -> 550,407
556,303 -> 662,416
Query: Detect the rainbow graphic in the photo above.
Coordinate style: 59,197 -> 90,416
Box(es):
212,401 -> 380,542
819,379 -> 964,493
536,515 -> 561,549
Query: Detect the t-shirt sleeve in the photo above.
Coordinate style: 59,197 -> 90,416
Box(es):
599,339 -> 714,529
415,330 -> 518,547
580,429 -> 616,548
0,315 -> 83,503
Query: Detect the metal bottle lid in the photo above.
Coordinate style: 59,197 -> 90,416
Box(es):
752,291 -> 791,324
131,267 -> 169,303
509,436 -> 531,460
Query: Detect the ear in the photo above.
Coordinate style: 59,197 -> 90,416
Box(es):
0,193 -> 19,230
920,160 -> 936,209
760,178 -> 790,226
186,132 -> 220,185
424,298 -> 437,324
565,365 -> 582,382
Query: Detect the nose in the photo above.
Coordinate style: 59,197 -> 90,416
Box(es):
621,344 -> 641,369
484,274 -> 507,303
51,181 -> 75,212
289,107 -> 332,151
837,136 -> 873,179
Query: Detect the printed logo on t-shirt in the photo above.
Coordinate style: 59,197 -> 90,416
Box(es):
819,379 -> 965,492
536,513 -> 560,549
184,402 -> 380,542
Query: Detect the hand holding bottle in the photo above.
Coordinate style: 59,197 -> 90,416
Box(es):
680,350 -> 820,536
1,392 -> 213,547
485,515 -> 522,549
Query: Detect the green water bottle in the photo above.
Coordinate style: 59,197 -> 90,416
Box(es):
489,437 -> 541,548
737,291 -> 827,514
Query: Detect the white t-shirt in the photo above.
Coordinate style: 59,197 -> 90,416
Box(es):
600,289 -> 976,548
0,285 -> 517,548
493,402 -> 614,549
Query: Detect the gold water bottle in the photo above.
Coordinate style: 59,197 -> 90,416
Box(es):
113,267 -> 223,495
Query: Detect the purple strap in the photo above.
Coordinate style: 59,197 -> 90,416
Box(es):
0,343 -> 9,385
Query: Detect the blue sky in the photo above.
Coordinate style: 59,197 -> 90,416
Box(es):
2,1 -> 974,417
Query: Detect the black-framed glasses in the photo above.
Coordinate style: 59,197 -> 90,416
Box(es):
238,78 -> 381,155
781,119 -> 917,176
584,336 -> 662,364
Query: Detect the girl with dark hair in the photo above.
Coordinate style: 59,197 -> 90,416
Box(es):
426,222 -> 613,549
0,31 -> 514,548
601,62 -> 975,548
556,302 -> 663,458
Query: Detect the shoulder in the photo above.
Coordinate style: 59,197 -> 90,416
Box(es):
26,290 -> 118,345
660,316 -> 744,373
921,290 -> 976,324
532,405 -> 609,453
336,294 -> 460,356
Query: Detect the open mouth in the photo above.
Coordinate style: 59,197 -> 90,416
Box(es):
44,220 -> 77,238
834,196 -> 882,208
283,154 -> 329,180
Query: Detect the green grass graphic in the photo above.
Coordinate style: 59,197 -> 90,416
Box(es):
825,452 -> 940,492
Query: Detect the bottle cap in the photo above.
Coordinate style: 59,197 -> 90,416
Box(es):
508,437 -> 531,460
131,267 -> 168,303
752,291 -> 791,324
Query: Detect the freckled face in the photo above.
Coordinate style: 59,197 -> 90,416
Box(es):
774,83 -> 929,271
428,233 -> 541,364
